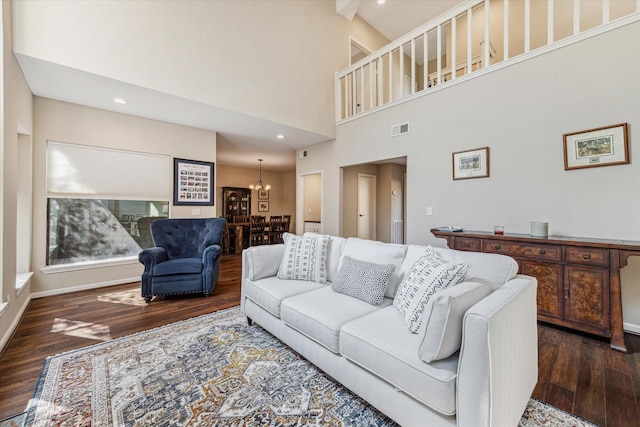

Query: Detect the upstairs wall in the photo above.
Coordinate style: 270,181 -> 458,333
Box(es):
298,21 -> 640,327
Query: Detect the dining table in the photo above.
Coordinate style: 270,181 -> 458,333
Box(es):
228,217 -> 288,253
228,222 -> 251,254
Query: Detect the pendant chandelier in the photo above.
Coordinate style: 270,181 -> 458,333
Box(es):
249,159 -> 271,191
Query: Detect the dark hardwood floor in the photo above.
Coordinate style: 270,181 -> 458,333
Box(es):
1,253 -> 639,426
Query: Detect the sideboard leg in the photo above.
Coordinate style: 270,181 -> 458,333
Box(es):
609,250 -> 627,353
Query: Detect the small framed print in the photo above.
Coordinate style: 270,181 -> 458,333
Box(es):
452,147 -> 490,180
258,189 -> 269,200
173,158 -> 214,205
258,201 -> 269,212
563,123 -> 629,170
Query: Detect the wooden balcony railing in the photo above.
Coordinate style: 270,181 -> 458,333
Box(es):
336,0 -> 639,123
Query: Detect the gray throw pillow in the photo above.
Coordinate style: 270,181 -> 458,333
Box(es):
331,256 -> 396,305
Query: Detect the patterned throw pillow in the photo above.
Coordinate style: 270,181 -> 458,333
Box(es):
393,255 -> 469,333
277,233 -> 329,283
331,256 -> 396,305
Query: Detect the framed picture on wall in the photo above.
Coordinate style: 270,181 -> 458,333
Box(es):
563,123 -> 629,170
452,147 -> 490,180
258,189 -> 269,200
173,158 -> 215,206
258,201 -> 269,212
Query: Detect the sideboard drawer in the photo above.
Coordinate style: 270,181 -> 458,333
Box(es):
565,247 -> 609,267
483,239 -> 524,257
523,244 -> 562,262
455,238 -> 481,252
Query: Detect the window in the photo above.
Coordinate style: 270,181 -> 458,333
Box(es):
47,198 -> 168,265
46,141 -> 171,266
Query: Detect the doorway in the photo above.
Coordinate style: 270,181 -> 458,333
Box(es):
341,158 -> 406,243
357,173 -> 376,240
299,172 -> 322,234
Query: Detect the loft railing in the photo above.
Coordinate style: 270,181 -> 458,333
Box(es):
336,0 -> 639,122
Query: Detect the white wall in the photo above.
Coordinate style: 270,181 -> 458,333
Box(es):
31,97 -> 217,295
298,21 -> 640,327
1,0 -> 34,347
303,173 -> 321,223
216,163 -> 296,226
12,0 -> 389,140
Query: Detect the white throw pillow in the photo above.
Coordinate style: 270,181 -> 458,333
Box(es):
331,256 -> 396,305
277,233 -> 329,283
418,280 -> 492,362
304,232 -> 347,283
393,255 -> 469,333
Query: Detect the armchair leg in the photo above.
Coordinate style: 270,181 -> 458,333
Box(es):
247,317 -> 253,326
144,296 -> 152,303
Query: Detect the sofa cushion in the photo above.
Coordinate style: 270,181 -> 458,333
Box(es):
340,238 -> 407,298
280,287 -> 392,353
340,306 -> 459,416
278,233 -> 329,283
153,258 -> 202,276
243,277 -> 326,317
433,247 -> 518,290
304,232 -> 346,283
418,280 -> 492,363
331,256 -> 395,305
394,255 -> 469,333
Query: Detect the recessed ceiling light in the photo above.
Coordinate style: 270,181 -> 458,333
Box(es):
377,0 -> 385,4
112,97 -> 128,105
276,134 -> 285,139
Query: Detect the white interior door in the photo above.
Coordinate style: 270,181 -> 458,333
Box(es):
357,173 -> 376,240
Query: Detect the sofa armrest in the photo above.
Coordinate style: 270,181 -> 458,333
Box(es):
138,247 -> 168,270
241,244 -> 285,313
202,244 -> 222,292
244,244 -> 285,281
138,247 -> 168,298
456,275 -> 538,427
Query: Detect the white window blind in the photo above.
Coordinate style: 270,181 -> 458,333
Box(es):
46,141 -> 171,200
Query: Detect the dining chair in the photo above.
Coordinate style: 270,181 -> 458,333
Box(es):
283,214 -> 292,233
233,215 -> 249,223
249,215 -> 267,246
268,217 -> 285,244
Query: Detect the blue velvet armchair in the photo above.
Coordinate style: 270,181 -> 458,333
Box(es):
138,217 -> 225,303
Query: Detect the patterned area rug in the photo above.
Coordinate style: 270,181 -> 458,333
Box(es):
22,306 -> 597,427
0,414 -> 25,427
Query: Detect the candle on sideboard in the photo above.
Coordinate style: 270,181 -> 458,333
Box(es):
531,221 -> 549,237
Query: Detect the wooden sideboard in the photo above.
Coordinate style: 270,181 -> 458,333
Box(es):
431,229 -> 640,352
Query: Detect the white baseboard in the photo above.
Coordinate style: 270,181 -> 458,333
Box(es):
0,293 -> 33,354
624,322 -> 640,335
31,277 -> 140,299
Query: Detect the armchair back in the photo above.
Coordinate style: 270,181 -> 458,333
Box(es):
151,218 -> 225,259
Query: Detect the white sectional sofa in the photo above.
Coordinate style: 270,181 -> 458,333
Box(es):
241,233 -> 538,427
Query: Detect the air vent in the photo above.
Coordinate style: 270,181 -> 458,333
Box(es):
391,122 -> 410,137
298,149 -> 308,159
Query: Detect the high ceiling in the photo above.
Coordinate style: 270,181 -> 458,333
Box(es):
16,0 -> 463,172
356,0 -> 464,41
